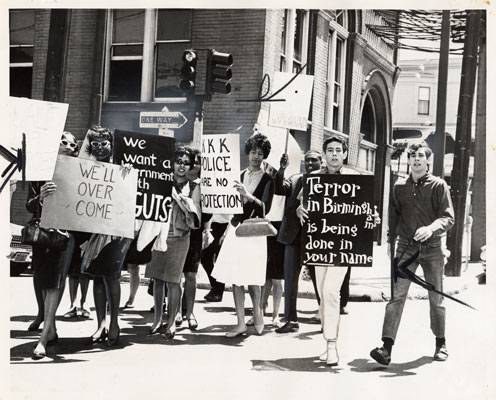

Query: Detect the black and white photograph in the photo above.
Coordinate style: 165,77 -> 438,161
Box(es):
1,1 -> 494,399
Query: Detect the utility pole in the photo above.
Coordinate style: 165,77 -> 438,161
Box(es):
445,10 -> 482,276
432,10 -> 450,178
43,9 -> 70,102
470,13 -> 486,261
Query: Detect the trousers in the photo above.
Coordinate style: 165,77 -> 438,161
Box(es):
315,267 -> 348,341
381,243 -> 446,341
283,242 -> 302,322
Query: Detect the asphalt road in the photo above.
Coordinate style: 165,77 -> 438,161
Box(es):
6,271 -> 493,400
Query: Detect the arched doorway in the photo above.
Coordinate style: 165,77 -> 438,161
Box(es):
359,70 -> 392,242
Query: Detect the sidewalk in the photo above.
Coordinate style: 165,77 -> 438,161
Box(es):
125,244 -> 484,303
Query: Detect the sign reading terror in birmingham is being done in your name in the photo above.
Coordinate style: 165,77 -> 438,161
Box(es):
302,174 -> 376,267
113,130 -> 175,222
200,134 -> 243,214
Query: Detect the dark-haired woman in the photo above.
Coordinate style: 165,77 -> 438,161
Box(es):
27,132 -> 78,359
145,146 -> 201,339
79,126 -> 132,346
212,133 -> 274,337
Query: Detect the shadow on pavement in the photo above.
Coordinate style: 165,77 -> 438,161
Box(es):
251,356 -> 342,373
348,356 -> 434,377
10,337 -> 106,364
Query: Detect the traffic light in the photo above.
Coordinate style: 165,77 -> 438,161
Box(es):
207,49 -> 233,95
179,50 -> 197,94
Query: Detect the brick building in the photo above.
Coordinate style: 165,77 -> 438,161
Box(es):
9,8 -> 398,242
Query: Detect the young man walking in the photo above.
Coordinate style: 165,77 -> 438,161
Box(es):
370,143 -> 454,366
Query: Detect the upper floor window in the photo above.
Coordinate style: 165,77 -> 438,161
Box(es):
324,13 -> 348,132
106,9 -> 192,102
9,9 -> 35,98
279,9 -> 309,73
418,86 -> 430,115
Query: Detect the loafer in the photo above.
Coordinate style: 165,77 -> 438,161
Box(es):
275,321 -> 299,334
204,293 -> 223,302
433,344 -> 448,361
370,346 -> 391,366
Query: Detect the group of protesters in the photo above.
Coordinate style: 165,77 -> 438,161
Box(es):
23,124 -> 455,368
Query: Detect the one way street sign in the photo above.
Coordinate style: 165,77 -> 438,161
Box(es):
139,111 -> 188,129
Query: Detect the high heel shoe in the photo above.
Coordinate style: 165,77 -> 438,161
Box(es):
47,333 -> 59,346
32,347 -> 46,360
90,328 -> 108,344
187,314 -> 198,331
163,326 -> 175,340
148,323 -> 165,335
254,323 -> 264,335
107,328 -> 120,347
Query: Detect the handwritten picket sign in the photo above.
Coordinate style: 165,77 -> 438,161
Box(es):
113,130 -> 175,222
302,174 -> 375,267
40,155 -> 137,238
200,134 -> 243,214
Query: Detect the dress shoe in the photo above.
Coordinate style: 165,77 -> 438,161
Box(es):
340,307 -> 348,315
370,346 -> 391,366
433,344 -> 448,361
63,307 -> 78,319
32,347 -> 46,360
107,328 -> 120,347
326,340 -> 339,366
187,314 -> 198,330
148,324 -> 165,335
225,326 -> 247,338
46,333 -> 59,346
90,328 -> 108,344
275,321 -> 299,334
204,293 -> 223,302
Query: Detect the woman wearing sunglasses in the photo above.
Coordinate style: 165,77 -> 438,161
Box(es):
27,131 -> 78,359
145,146 -> 201,339
79,126 -> 132,347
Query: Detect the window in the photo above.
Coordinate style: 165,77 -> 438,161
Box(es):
324,13 -> 348,132
9,9 -> 35,98
418,86 -> 430,115
106,9 -> 192,102
279,9 -> 309,73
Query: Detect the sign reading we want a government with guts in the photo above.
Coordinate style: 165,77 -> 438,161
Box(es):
113,130 -> 175,222
302,174 -> 376,267
200,134 -> 243,214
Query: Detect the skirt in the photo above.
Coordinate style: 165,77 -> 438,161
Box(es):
32,234 -> 75,290
84,238 -> 132,279
145,233 -> 190,284
212,225 -> 267,286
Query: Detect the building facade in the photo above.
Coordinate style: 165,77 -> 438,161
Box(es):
9,8 -> 398,242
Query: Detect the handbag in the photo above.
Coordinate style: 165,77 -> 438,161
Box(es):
21,219 -> 69,250
235,203 -> 277,238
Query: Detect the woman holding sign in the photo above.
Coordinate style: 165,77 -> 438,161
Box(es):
79,126 -> 133,347
212,133 -> 274,337
27,132 -> 78,360
145,146 -> 201,339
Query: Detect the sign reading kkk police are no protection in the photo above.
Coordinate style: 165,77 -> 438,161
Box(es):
200,134 -> 243,214
302,174 -> 375,267
113,130 -> 175,222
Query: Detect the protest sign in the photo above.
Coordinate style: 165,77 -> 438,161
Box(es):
268,72 -> 314,131
40,155 -> 137,238
113,130 -> 175,222
8,97 -> 69,181
200,134 -> 243,214
302,174 -> 375,267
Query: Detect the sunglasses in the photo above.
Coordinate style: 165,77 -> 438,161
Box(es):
90,140 -> 111,149
61,139 -> 77,149
175,159 -> 191,166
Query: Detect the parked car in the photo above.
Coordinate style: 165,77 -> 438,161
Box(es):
8,223 -> 32,276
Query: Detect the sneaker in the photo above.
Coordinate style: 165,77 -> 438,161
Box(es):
433,344 -> 448,361
370,346 -> 391,366
63,307 -> 78,319
275,321 -> 299,334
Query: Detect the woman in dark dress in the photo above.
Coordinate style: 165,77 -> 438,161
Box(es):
27,132 -> 78,359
